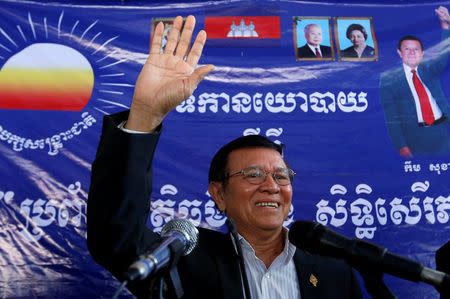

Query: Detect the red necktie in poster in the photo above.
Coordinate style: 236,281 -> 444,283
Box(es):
412,69 -> 435,125
315,48 -> 322,58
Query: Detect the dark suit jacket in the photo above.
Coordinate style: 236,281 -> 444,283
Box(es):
341,45 -> 375,58
87,111 -> 362,299
379,30 -> 450,154
297,44 -> 332,58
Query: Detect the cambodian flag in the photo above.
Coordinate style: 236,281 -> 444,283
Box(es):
205,6 -> 280,47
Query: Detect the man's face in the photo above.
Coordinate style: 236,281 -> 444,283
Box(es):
210,147 -> 293,236
397,40 -> 424,68
305,25 -> 323,47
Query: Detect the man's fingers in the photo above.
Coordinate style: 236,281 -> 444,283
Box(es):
189,64 -> 215,88
186,30 -> 207,67
182,64 -> 214,99
149,22 -> 164,55
436,6 -> 450,29
164,16 -> 183,54
175,15 -> 195,59
437,6 -> 448,13
436,6 -> 449,18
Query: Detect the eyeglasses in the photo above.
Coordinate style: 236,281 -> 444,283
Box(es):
227,166 -> 295,186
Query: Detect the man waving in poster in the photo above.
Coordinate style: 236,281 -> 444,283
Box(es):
380,6 -> 450,157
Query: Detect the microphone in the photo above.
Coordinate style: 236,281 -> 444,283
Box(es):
126,218 -> 199,281
288,221 -> 450,289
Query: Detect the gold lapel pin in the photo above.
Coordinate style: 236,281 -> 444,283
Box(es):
309,274 -> 318,287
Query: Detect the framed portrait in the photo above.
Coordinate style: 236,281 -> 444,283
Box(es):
293,17 -> 334,61
335,17 -> 378,61
151,17 -> 187,53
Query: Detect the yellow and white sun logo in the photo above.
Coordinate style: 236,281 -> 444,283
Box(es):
0,11 -> 135,155
0,42 -> 94,111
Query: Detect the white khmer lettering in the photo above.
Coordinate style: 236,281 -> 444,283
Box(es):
176,91 -> 369,114
315,181 -> 449,239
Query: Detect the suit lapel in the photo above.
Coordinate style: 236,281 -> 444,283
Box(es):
214,233 -> 245,299
319,45 -> 328,57
398,68 -> 413,100
306,46 -> 315,57
393,67 -> 421,119
293,249 -> 322,299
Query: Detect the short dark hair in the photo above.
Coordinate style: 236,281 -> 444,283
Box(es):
398,35 -> 424,51
346,24 -> 368,40
208,135 -> 285,183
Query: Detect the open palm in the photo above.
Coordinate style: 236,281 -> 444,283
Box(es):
127,16 -> 214,131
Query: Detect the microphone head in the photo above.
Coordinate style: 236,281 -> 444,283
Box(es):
288,220 -> 327,253
289,221 -> 354,261
161,218 -> 199,255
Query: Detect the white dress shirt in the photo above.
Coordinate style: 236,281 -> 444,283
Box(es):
307,43 -> 322,57
239,229 -> 301,299
403,63 -> 443,123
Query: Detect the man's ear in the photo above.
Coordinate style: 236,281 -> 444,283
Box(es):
208,181 -> 226,212
397,49 -> 402,58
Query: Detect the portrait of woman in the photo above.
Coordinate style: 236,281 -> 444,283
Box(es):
341,23 -> 375,58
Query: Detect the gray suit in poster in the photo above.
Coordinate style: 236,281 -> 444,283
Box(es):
379,7 -> 450,157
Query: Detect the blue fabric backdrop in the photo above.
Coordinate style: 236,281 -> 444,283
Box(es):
0,0 -> 448,298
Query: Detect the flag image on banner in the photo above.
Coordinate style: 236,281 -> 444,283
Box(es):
205,6 -> 280,47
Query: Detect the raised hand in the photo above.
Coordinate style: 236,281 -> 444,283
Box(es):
436,6 -> 450,30
126,15 -> 214,132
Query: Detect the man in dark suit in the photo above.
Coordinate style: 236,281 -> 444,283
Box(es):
379,6 -> 450,157
87,15 -> 362,298
297,23 -> 332,59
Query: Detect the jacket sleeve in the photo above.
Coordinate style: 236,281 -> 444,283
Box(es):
422,29 -> 450,122
86,110 -> 162,297
422,30 -> 450,77
379,71 -> 408,150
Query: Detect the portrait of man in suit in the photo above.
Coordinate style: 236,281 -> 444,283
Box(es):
379,6 -> 450,157
295,19 -> 334,60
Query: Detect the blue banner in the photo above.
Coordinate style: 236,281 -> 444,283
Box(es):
0,0 -> 449,298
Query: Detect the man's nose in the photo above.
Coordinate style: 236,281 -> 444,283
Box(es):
259,174 -> 280,193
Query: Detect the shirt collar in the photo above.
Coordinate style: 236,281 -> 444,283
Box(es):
403,63 -> 417,75
307,43 -> 320,54
237,227 -> 297,265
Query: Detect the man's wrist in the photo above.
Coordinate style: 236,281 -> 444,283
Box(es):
118,121 -> 151,134
126,101 -> 163,132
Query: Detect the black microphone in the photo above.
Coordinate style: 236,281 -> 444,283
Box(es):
126,218 -> 199,281
288,221 -> 450,289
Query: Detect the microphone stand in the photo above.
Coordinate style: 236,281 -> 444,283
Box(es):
161,242 -> 184,299
157,239 -> 185,299
226,218 -> 252,299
